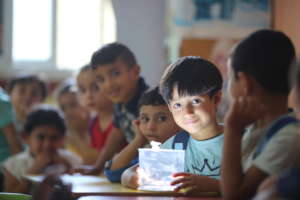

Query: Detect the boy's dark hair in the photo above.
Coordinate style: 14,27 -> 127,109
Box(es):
230,29 -> 295,94
138,87 -> 166,111
159,56 -> 223,104
90,42 -> 137,69
24,105 -> 66,136
79,64 -> 93,73
6,75 -> 47,100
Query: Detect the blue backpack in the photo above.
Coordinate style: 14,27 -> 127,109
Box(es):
171,131 -> 190,150
253,115 -> 298,159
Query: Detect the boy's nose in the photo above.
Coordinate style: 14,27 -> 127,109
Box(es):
184,104 -> 194,115
146,120 -> 157,131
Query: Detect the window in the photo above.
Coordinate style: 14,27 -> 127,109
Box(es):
11,0 -> 116,71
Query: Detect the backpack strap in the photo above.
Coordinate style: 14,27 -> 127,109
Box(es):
253,115 -> 298,159
172,131 -> 190,150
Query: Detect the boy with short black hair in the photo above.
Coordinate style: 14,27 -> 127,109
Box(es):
84,42 -> 148,174
3,105 -> 82,193
159,56 -> 224,194
221,29 -> 300,200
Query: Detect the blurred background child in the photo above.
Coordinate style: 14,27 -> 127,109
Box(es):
2,105 -> 82,194
6,75 -> 47,133
55,79 -> 98,165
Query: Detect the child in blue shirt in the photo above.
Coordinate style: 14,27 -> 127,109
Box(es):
104,87 -> 180,183
159,56 -> 224,195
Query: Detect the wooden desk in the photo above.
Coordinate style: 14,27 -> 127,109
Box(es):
78,196 -> 221,200
25,174 -> 219,198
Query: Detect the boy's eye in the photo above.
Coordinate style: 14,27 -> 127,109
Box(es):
36,134 -> 45,141
111,70 -> 120,77
139,116 -> 149,124
172,103 -> 181,110
96,76 -> 104,84
192,98 -> 201,105
157,115 -> 167,122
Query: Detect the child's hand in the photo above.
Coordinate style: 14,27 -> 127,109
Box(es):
52,154 -> 71,173
225,96 -> 266,132
132,119 -> 147,144
171,172 -> 207,194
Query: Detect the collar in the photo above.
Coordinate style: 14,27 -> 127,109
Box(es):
123,77 -> 149,114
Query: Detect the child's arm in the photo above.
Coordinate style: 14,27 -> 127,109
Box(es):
3,169 -> 30,193
2,122 -> 23,154
171,173 -> 220,195
121,164 -> 139,189
89,128 -> 127,175
221,97 -> 268,200
110,120 -> 147,170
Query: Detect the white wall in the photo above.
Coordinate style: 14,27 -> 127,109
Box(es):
112,0 -> 166,87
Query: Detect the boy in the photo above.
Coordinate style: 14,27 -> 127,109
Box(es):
221,29 -> 300,200
6,75 -> 47,132
104,87 -> 180,183
3,105 -> 82,193
159,56 -> 224,194
84,42 -> 149,175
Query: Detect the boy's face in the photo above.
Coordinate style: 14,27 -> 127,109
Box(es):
77,70 -> 112,112
139,105 -> 180,143
227,58 -> 244,101
10,82 -> 44,116
26,125 -> 64,157
58,92 -> 89,129
288,86 -> 300,119
168,87 -> 220,135
94,59 -> 140,103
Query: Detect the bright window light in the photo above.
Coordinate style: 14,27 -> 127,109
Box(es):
12,0 -> 53,62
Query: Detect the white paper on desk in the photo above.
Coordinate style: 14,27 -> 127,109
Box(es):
138,148 -> 185,191
24,174 -> 107,185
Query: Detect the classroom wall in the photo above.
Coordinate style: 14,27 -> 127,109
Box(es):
112,0 -> 166,87
274,0 -> 300,55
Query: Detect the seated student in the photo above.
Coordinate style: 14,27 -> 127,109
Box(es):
78,43 -> 149,175
6,75 -> 47,133
104,87 -> 180,183
56,79 -> 99,165
158,56 -> 224,195
2,105 -> 82,194
221,29 -> 300,200
0,87 -> 23,191
252,61 -> 300,200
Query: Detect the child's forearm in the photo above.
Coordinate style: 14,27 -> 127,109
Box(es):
93,129 -> 127,174
221,126 -> 244,200
110,137 -> 145,170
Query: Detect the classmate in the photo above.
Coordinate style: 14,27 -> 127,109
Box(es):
104,87 -> 180,183
56,79 -> 99,164
253,61 -> 300,200
3,105 -> 82,193
82,42 -> 149,175
221,29 -> 300,200
6,75 -> 47,132
159,56 -> 224,194
77,64 -> 116,152
0,87 -> 23,191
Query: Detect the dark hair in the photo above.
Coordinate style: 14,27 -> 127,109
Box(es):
138,87 -> 166,111
159,56 -> 223,104
230,29 -> 295,94
24,105 -> 66,136
90,42 -> 137,69
79,64 -> 93,73
6,75 -> 47,100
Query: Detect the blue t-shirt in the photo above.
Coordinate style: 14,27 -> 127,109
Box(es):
161,132 -> 224,179
0,88 -> 15,163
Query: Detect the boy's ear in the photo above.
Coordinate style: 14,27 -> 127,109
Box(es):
237,71 -> 253,96
213,90 -> 222,106
132,64 -> 140,80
